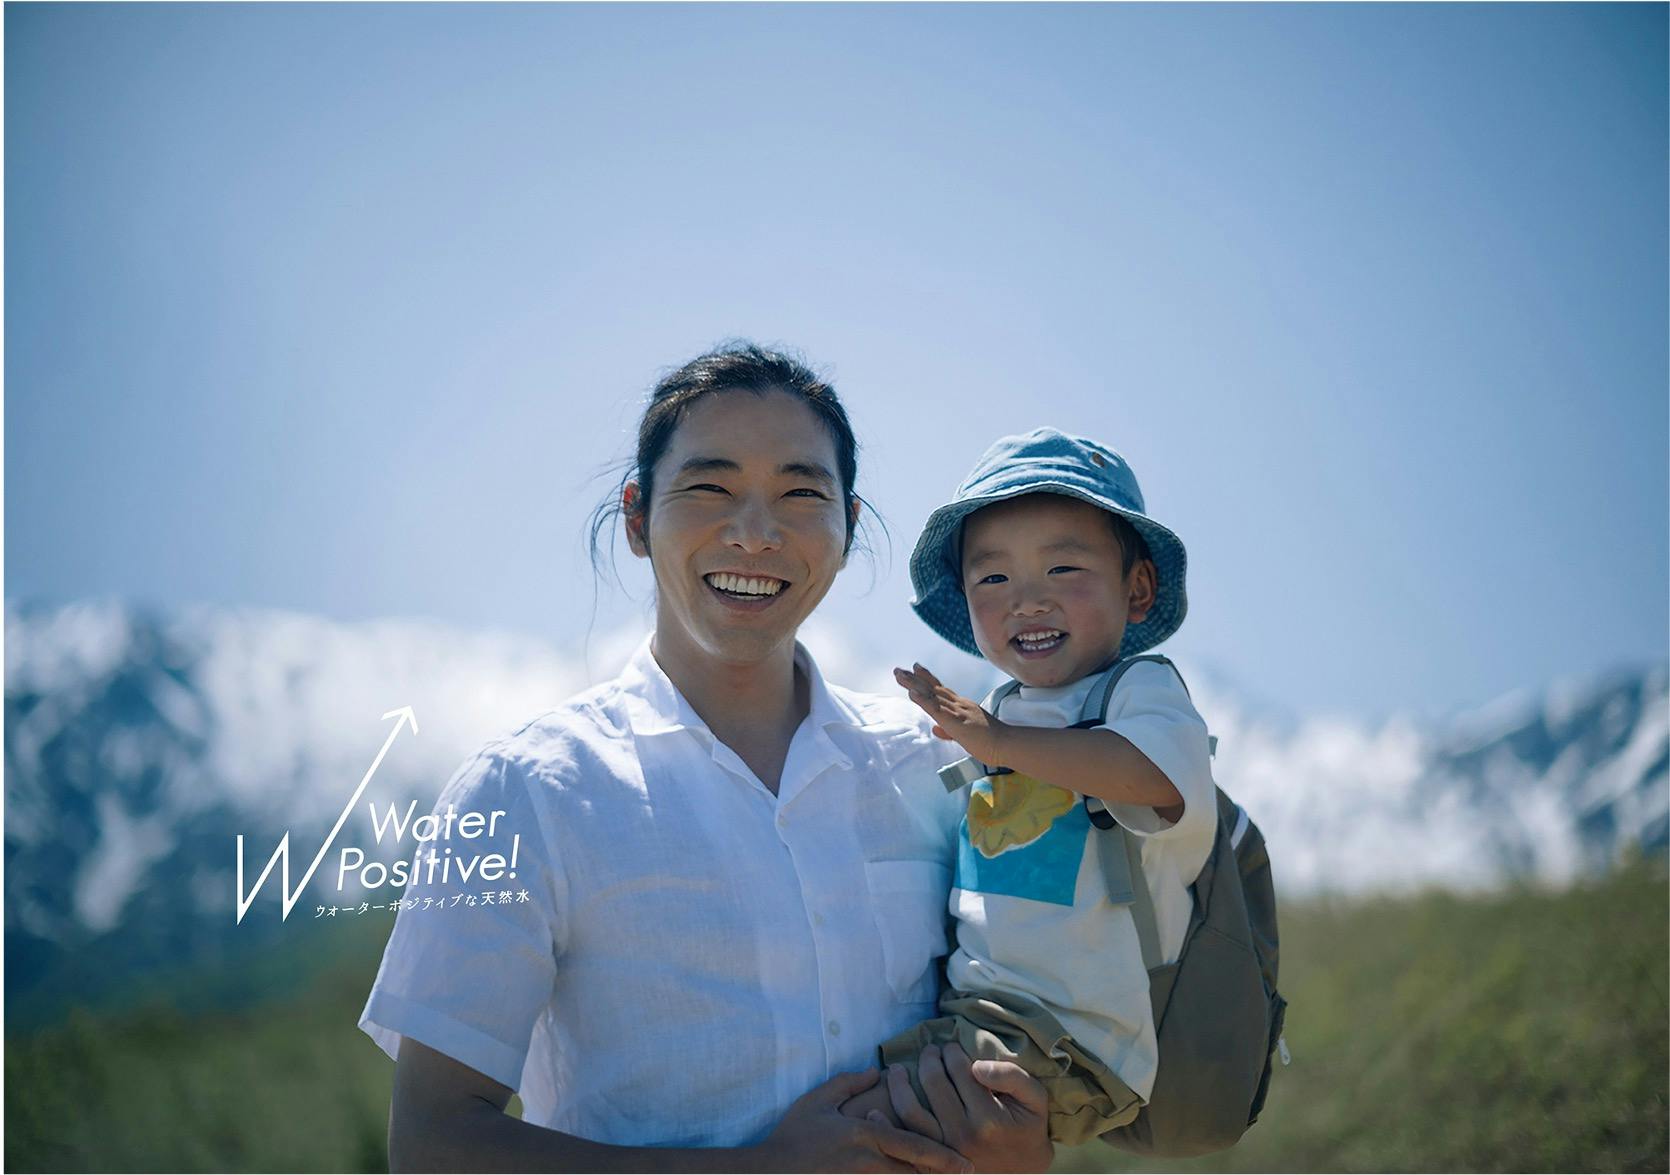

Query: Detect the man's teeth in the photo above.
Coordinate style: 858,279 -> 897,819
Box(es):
1015,630 -> 1065,650
705,573 -> 785,597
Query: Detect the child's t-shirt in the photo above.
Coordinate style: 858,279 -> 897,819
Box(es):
945,659 -> 1217,1102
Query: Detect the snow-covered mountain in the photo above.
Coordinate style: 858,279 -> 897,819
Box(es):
5,600 -> 1666,1011
1183,662 -> 1667,893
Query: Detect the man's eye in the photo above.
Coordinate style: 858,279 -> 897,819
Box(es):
685,484 -> 728,494
785,488 -> 829,499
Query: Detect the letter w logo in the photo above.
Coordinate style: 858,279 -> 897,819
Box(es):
235,707 -> 418,923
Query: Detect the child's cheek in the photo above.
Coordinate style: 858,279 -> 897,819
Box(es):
969,599 -> 1008,652
1062,580 -> 1118,631
1066,578 -> 1109,607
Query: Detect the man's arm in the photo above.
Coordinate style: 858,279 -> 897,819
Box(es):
389,1037 -> 975,1174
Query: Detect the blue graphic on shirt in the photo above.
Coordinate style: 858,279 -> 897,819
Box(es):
955,773 -> 1089,907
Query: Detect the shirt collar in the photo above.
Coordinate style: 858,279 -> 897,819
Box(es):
616,636 -> 706,737
617,635 -> 866,756
1015,675 -> 1099,705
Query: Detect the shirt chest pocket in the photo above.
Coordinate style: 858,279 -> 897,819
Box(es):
863,859 -> 952,1007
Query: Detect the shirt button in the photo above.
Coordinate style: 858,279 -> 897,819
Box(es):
812,912 -> 826,927
827,1019 -> 842,1037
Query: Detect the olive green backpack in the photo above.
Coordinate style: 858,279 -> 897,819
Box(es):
940,654 -> 1289,1157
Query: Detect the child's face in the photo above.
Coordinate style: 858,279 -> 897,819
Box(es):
960,494 -> 1155,688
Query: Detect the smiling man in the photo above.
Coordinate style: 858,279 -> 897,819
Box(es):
359,344 -> 1055,1173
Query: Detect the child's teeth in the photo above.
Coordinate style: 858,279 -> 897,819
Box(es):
1016,630 -> 1063,650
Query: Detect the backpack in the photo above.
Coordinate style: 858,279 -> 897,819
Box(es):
937,654 -> 1288,1157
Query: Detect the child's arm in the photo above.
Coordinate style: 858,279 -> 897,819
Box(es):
894,664 -> 1185,821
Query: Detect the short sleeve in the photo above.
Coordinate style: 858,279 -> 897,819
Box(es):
358,748 -> 566,1091
1094,661 -> 1216,842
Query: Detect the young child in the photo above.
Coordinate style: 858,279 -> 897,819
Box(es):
842,426 -> 1218,1146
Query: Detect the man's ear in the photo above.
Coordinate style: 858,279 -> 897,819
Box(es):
1127,559 -> 1157,624
623,482 -> 649,558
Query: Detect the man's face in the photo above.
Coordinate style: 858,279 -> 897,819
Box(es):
960,494 -> 1154,688
629,389 -> 852,672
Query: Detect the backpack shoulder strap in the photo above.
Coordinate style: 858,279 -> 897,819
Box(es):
1083,655 -> 1177,972
1121,826 -> 1162,972
1079,654 -> 1218,756
1076,654 -> 1179,821
986,678 -> 1023,713
1076,654 -> 1177,726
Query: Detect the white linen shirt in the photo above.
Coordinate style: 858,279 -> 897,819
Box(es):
359,638 -> 963,1148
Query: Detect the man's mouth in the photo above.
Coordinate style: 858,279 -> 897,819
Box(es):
703,572 -> 789,600
1011,629 -> 1066,657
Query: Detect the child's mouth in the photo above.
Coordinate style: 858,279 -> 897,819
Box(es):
1011,629 -> 1066,658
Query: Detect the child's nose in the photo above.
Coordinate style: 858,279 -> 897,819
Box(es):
1010,589 -> 1054,616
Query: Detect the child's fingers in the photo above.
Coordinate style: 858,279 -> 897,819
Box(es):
901,664 -> 955,700
903,689 -> 944,721
897,670 -> 967,726
895,668 -> 933,705
895,668 -> 941,703
932,687 -> 977,717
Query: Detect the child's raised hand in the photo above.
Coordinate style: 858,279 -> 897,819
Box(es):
894,663 -> 1006,765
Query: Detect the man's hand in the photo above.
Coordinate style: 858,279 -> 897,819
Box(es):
894,664 -> 1008,766
883,1045 -> 1053,1173
754,1068 -> 975,1174
839,1077 -> 902,1127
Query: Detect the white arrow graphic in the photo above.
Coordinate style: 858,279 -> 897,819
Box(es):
235,706 -> 419,923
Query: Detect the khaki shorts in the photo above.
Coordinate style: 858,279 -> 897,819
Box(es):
877,987 -> 1144,1147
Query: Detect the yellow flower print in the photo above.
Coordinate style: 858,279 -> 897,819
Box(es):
967,773 -> 1077,858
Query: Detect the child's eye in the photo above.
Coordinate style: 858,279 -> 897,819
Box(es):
975,573 -> 1008,586
1048,566 -> 1081,575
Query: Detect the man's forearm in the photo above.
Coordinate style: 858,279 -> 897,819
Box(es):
392,1099 -> 768,1174
990,725 -> 1182,812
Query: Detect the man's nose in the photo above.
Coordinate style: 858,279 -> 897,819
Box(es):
723,496 -> 783,552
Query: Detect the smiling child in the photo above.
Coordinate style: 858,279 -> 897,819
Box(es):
840,427 -> 1218,1145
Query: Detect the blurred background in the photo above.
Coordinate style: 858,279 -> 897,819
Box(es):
5,4 -> 1666,1171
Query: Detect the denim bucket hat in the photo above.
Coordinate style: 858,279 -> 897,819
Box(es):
908,427 -> 1188,660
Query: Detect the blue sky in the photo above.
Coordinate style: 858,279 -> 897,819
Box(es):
7,3 -> 1666,720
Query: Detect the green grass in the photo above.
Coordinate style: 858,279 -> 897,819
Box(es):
1057,857 -> 1670,1174
5,926 -> 400,1173
6,861 -> 1666,1173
